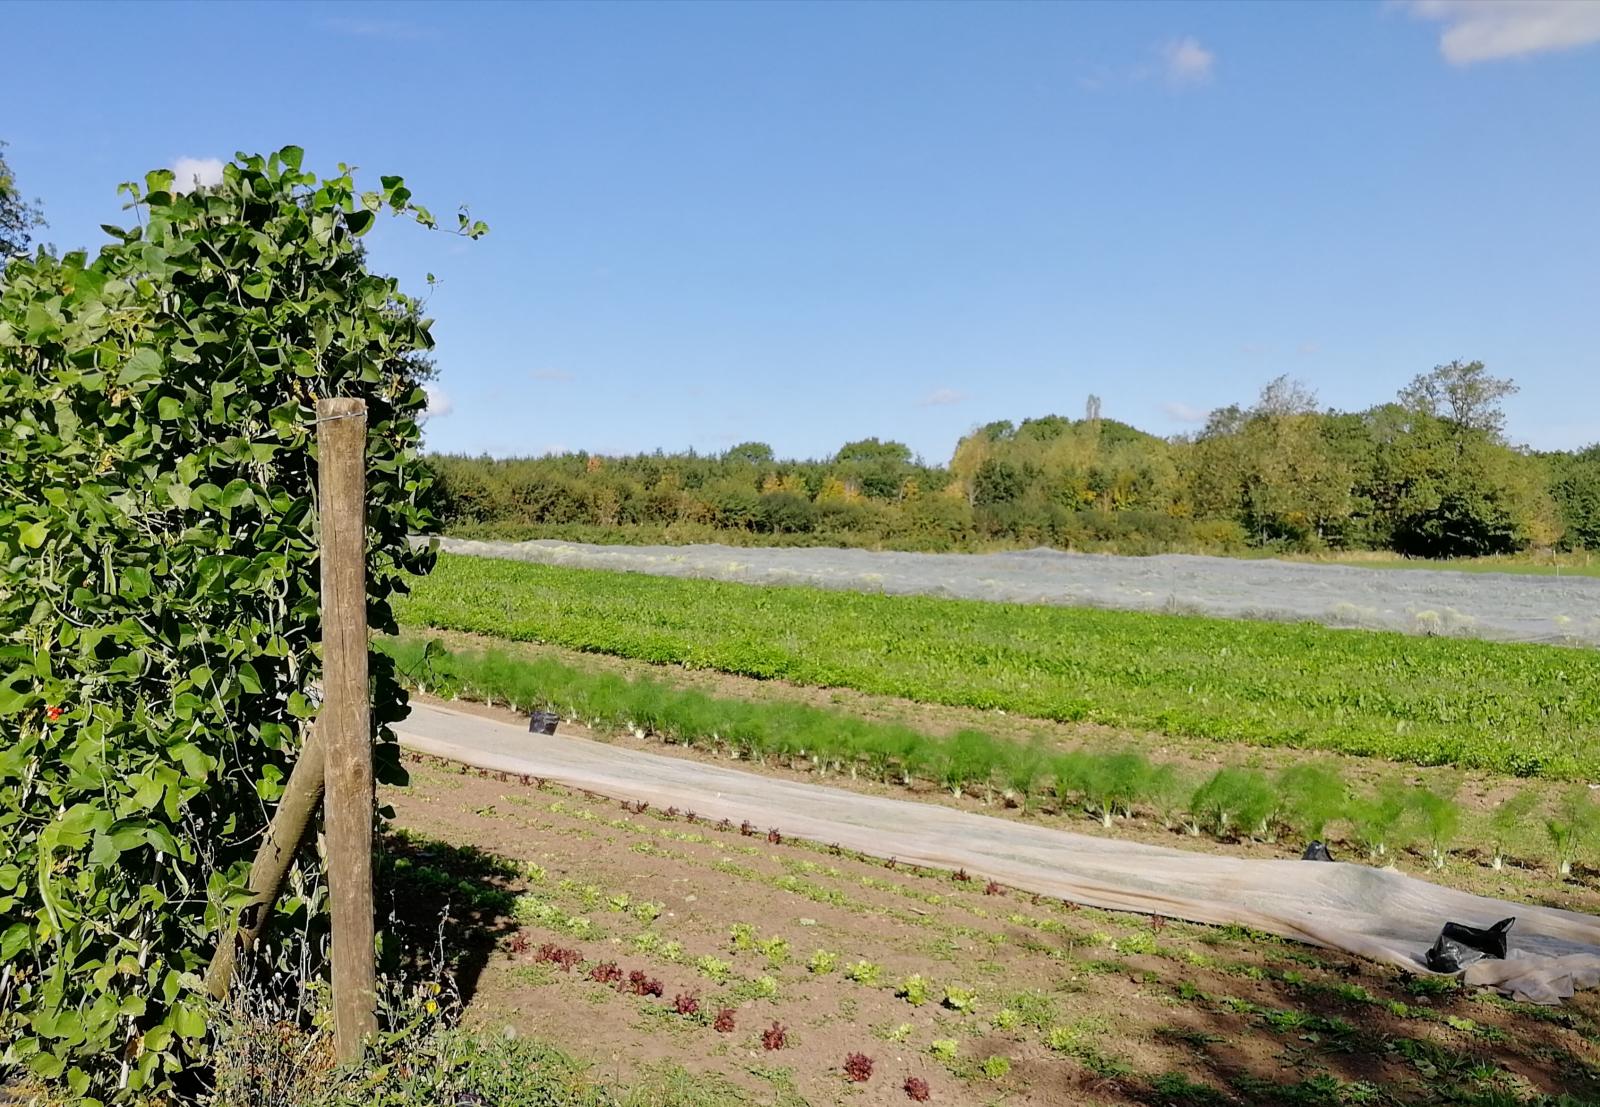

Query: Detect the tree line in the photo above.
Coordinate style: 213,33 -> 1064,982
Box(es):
430,361 -> 1600,559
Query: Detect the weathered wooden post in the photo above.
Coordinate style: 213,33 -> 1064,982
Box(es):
317,396 -> 377,1061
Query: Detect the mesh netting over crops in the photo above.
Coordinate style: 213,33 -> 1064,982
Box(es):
399,703 -> 1600,1005
435,539 -> 1600,647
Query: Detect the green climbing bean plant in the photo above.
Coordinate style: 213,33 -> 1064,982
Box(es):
0,146 -> 484,1100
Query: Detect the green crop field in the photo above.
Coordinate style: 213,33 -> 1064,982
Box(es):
395,554 -> 1600,777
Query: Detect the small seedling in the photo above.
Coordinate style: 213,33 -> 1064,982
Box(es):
846,960 -> 882,985
762,1022 -> 789,1050
588,961 -> 623,985
672,991 -> 700,1016
983,880 -> 1004,896
695,955 -> 732,982
1489,790 -> 1538,870
992,1008 -> 1019,1030
886,1023 -> 914,1043
730,923 -> 758,952
843,1052 -> 874,1083
626,970 -> 663,997
753,975 -> 779,998
897,975 -> 931,1006
808,950 -> 839,974
757,936 -> 790,969
713,1007 -> 736,1033
632,901 -> 664,923
904,1075 -> 932,1101
980,1056 -> 1011,1079
941,986 -> 977,1013
767,827 -> 784,845
929,1039 -> 958,1062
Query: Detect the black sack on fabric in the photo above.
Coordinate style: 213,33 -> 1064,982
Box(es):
1425,917 -> 1516,973
529,709 -> 560,735
1302,841 -> 1335,861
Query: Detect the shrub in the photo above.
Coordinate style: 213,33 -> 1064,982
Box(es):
0,149 -> 477,1094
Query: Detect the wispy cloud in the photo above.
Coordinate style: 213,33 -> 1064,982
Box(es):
1298,341 -> 1322,356
171,156 -> 224,193
1160,37 -> 1216,85
422,384 -> 453,421
531,369 -> 575,383
917,388 -> 969,408
1402,0 -> 1600,65
1161,401 -> 1210,424
321,16 -> 430,42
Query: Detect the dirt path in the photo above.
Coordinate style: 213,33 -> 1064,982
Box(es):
396,702 -> 1600,1005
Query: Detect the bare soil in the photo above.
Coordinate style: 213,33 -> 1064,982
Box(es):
386,755 -> 1600,1107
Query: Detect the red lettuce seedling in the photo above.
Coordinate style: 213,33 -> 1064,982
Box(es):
713,1007 -> 737,1033
627,970 -> 664,997
588,961 -> 623,985
740,820 -> 756,837
505,931 -> 532,955
535,944 -> 582,971
767,827 -> 783,845
762,1022 -> 788,1050
983,880 -> 1004,897
904,1075 -> 931,1101
843,1053 -> 874,1082
953,868 -> 972,883
673,991 -> 700,1016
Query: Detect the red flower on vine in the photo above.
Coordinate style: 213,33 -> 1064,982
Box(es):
45,705 -> 62,721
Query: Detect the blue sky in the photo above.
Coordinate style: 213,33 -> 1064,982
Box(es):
7,0 -> 1599,461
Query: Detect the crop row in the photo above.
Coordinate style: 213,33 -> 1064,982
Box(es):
384,638 -> 1600,883
393,555 -> 1600,777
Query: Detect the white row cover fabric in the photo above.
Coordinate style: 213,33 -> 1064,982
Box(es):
431,538 -> 1600,647
397,703 -> 1600,1005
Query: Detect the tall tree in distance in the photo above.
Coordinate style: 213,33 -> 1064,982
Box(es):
1398,360 -> 1518,438
0,140 -> 45,263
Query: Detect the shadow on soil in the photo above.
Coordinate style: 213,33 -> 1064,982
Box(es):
377,831 -> 522,1006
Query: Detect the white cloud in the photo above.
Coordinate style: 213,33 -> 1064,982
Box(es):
1403,0 -> 1600,65
422,384 -> 453,420
917,388 -> 969,408
1160,37 -> 1216,85
531,369 -> 575,383
1161,401 -> 1209,424
170,157 -> 225,193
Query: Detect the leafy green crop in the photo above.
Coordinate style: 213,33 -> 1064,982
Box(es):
395,556 -> 1600,777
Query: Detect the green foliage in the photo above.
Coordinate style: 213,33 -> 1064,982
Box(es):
980,1055 -> 1011,1079
1189,769 -> 1277,840
0,138 -> 45,262
428,360 -> 1598,555
1488,790 -> 1538,869
1276,764 -> 1347,842
1545,788 -> 1600,878
928,1039 -> 959,1062
1348,780 -> 1412,860
896,974 -> 931,1006
0,148 -> 474,1096
844,960 -> 881,986
395,558 -> 1600,778
941,985 -> 978,1013
1406,782 -> 1462,869
806,949 -> 837,975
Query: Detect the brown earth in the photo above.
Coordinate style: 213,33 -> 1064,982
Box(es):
385,754 -> 1600,1107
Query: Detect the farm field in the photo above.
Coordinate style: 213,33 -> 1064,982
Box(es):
381,633 -> 1600,904
384,746 -> 1600,1107
431,538 -> 1600,645
393,554 -> 1600,777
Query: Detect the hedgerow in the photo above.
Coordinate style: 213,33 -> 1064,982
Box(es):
0,149 -> 481,1098
394,555 -> 1600,778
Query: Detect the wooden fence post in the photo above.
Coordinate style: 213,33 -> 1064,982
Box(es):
317,397 -> 377,1062
205,727 -> 324,1001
